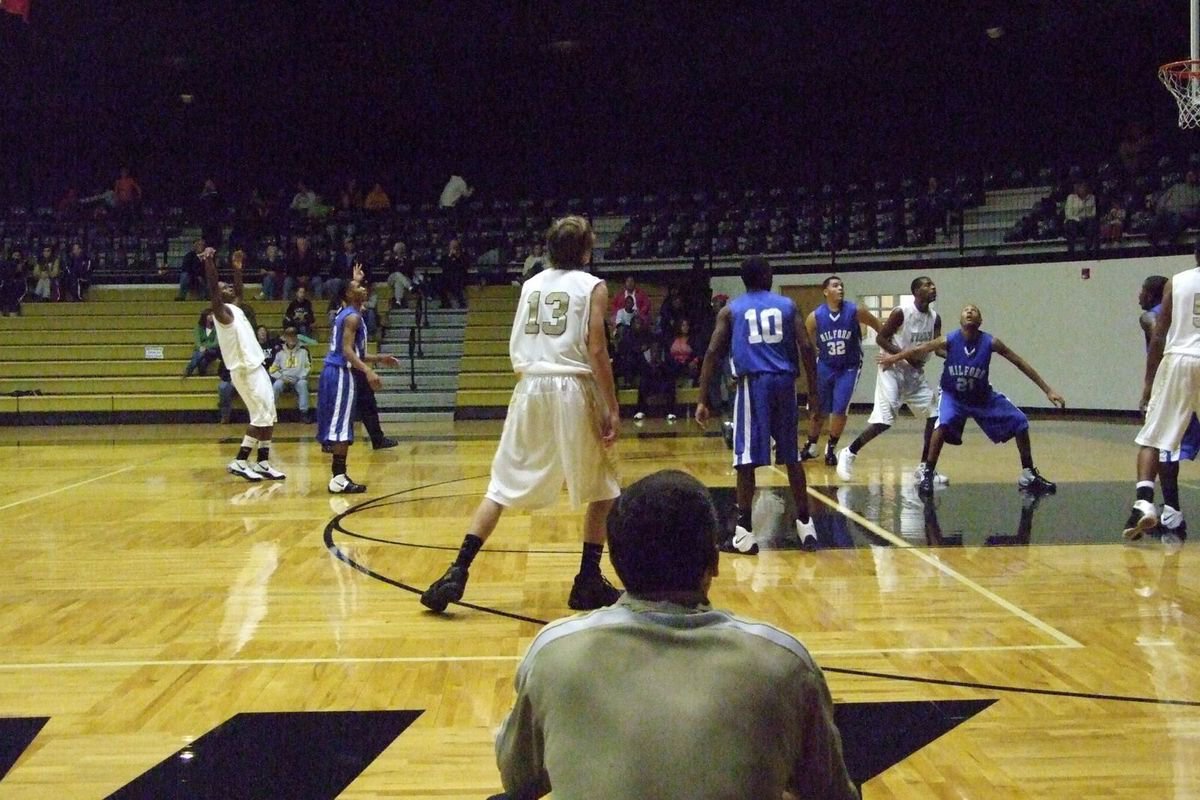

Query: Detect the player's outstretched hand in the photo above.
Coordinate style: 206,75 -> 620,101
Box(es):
199,247 -> 217,263
694,402 -> 710,428
379,354 -> 401,368
352,263 -> 365,283
1047,389 -> 1066,409
602,409 -> 620,445
877,351 -> 898,369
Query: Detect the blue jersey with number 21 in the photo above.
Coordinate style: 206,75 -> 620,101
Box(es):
729,290 -> 798,377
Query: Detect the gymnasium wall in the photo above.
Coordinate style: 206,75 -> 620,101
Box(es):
709,254 -> 1196,412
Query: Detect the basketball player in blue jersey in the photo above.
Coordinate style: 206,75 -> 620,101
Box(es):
317,271 -> 401,494
1133,274 -> 1197,540
879,303 -> 1064,497
695,257 -> 820,553
802,276 -> 882,466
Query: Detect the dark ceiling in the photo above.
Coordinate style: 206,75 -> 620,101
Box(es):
0,1 -> 1193,203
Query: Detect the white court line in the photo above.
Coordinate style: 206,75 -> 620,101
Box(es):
0,643 -> 1075,670
0,464 -> 136,512
773,466 -> 1083,650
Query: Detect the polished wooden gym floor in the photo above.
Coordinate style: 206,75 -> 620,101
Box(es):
0,415 -> 1197,799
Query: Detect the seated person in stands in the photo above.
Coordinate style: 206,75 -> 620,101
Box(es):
1148,169 -> 1200,250
184,309 -> 220,377
634,339 -> 678,422
611,274 -> 651,323
269,327 -> 313,421
283,286 -> 317,345
176,237 -> 208,301
284,235 -> 321,299
62,242 -> 92,302
0,249 -> 28,316
614,314 -> 653,389
256,325 -> 282,366
259,243 -> 285,300
656,288 -> 687,341
31,245 -> 61,301
384,242 -> 414,309
521,243 -> 546,281
668,319 -> 701,385
613,294 -> 638,333
1100,198 -> 1126,245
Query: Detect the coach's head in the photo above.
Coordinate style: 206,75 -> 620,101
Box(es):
607,470 -> 720,601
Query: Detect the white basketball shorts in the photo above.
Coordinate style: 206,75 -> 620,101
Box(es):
1137,352 -> 1200,453
867,362 -> 939,426
231,365 -> 278,428
486,374 -> 620,509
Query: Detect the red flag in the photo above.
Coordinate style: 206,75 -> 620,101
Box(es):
0,0 -> 30,22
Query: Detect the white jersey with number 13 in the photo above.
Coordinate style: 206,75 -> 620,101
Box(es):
509,268 -> 602,375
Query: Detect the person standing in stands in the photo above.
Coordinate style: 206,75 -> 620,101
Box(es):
421,216 -> 622,613
201,247 -> 286,482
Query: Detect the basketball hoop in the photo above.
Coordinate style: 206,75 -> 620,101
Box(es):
1159,60 -> 1200,129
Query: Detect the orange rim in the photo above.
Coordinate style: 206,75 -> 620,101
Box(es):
1160,60 -> 1200,80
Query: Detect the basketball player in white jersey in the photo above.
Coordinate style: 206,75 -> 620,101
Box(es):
421,216 -> 622,612
202,248 -> 285,482
836,275 -> 943,483
1125,247 -> 1200,539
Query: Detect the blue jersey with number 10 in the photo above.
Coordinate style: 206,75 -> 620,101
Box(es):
729,290 -> 798,377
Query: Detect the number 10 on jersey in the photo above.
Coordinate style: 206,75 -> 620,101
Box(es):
744,308 -> 784,344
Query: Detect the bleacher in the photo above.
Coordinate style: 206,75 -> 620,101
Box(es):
0,286 -> 334,423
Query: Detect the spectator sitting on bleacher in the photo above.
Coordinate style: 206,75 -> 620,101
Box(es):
258,243 -> 285,300
328,236 -> 361,302
31,245 -> 61,301
435,238 -> 468,309
290,181 -> 318,216
1149,170 -> 1200,251
1064,181 -> 1098,256
0,249 -> 28,317
385,242 -> 418,310
284,235 -> 321,299
270,327 -> 313,422
656,288 -> 688,341
918,177 -> 949,244
614,314 -> 653,389
63,242 -> 92,302
613,293 -> 638,333
521,243 -> 547,281
668,320 -> 701,385
1100,197 -> 1126,245
283,286 -> 317,345
184,309 -> 220,377
633,339 -> 679,422
176,237 -> 208,301
364,182 -> 391,212
256,325 -> 281,366
611,275 -> 651,323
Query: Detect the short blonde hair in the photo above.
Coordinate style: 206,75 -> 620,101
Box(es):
546,215 -> 594,269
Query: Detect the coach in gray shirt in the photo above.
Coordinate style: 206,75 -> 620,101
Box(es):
494,469 -> 858,800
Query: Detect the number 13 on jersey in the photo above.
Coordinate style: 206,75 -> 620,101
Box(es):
524,290 -> 570,336
744,307 -> 784,343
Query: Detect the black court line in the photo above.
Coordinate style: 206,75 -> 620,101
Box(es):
323,472 -> 1200,709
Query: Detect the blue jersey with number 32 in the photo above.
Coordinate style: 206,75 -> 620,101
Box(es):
729,290 -> 797,377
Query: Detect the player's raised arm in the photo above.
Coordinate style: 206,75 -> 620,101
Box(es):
230,249 -> 246,302
856,305 -> 883,333
992,337 -> 1065,408
201,248 -> 233,324
878,336 -> 946,368
586,281 -> 620,445
695,305 -> 733,427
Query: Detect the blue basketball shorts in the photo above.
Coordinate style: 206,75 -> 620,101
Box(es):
731,371 -> 800,467
936,389 -> 1028,446
816,361 -> 861,416
317,364 -> 356,445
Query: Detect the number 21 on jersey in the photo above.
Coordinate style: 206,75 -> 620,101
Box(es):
524,290 -> 569,336
744,308 -> 783,344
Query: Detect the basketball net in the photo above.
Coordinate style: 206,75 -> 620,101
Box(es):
1160,60 -> 1200,129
